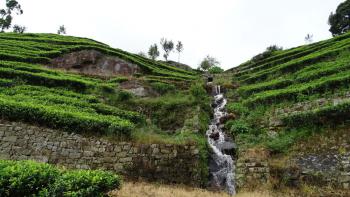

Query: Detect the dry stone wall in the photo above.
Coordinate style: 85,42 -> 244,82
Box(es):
235,148 -> 270,188
0,119 -> 204,186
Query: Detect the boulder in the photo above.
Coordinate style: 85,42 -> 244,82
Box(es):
209,132 -> 220,141
50,50 -> 141,77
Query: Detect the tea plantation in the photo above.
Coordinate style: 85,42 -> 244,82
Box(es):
225,31 -> 350,152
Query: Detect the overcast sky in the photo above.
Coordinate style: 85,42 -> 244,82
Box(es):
7,0 -> 345,69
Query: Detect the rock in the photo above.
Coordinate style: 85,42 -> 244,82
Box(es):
221,141 -> 236,156
219,113 -> 236,124
120,80 -> 157,97
50,50 -> 141,76
209,132 -> 220,141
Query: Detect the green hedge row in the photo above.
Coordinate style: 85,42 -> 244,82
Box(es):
1,85 -> 143,123
282,101 -> 350,127
244,70 -> 350,107
234,32 -> 350,76
0,33 -> 197,80
241,40 -> 350,84
0,96 -> 134,136
0,160 -> 121,197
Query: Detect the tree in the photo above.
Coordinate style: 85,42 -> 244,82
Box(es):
0,0 -> 23,32
328,0 -> 350,36
305,34 -> 313,44
176,41 -> 184,63
160,38 -> 174,61
138,51 -> 147,57
208,66 -> 224,74
251,45 -> 283,62
12,24 -> 25,33
199,55 -> 220,71
57,25 -> 66,35
148,44 -> 160,60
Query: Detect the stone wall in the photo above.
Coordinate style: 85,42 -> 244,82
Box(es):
340,153 -> 350,189
235,148 -> 270,188
0,119 -> 204,186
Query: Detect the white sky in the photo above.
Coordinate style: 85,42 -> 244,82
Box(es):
7,0 -> 345,69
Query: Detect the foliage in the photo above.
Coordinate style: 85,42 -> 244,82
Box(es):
148,43 -> 159,60
328,0 -> 350,36
150,82 -> 175,95
208,66 -> 224,74
160,38 -> 174,61
199,55 -> 219,71
229,120 -> 250,135
116,90 -> 133,102
0,85 -> 141,136
0,33 -> 197,80
137,51 -> 147,57
46,170 -> 121,197
227,103 -> 249,116
190,83 -> 207,102
251,45 -> 283,63
305,34 -> 313,44
12,24 -> 25,33
176,41 -> 183,62
226,31 -> 350,154
57,25 -> 67,35
0,0 -> 23,32
0,160 -> 121,197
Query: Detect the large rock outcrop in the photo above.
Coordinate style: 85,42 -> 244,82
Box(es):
50,50 -> 141,76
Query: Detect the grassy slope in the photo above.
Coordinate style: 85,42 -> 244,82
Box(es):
0,33 -> 200,140
224,32 -> 350,153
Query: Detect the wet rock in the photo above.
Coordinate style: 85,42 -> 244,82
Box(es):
222,141 -> 236,156
209,132 -> 220,141
219,113 -> 236,124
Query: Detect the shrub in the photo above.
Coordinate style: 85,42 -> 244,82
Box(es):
0,160 -> 59,196
150,82 -> 176,95
230,120 -> 250,135
47,170 -> 122,197
190,83 -> 207,101
117,91 -> 133,102
0,160 -> 122,197
208,66 -> 224,74
227,103 -> 249,116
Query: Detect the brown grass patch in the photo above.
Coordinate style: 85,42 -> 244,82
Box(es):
109,181 -> 273,197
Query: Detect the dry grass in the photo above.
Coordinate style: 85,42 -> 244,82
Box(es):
110,181 -> 273,197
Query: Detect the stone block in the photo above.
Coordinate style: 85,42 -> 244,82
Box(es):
3,136 -> 17,142
161,149 -> 170,154
152,148 -> 160,154
69,152 -> 81,159
119,157 -> 133,163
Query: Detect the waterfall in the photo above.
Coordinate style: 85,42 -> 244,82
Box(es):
206,86 -> 236,195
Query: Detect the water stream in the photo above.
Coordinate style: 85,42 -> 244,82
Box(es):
206,85 -> 236,195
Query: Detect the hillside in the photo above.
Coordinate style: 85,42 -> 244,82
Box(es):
220,31 -> 350,194
0,33 -> 209,141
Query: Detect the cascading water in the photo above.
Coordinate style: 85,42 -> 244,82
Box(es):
206,85 -> 236,195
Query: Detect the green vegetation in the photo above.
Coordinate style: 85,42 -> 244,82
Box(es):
225,31 -> 350,153
328,0 -> 350,36
0,33 -> 197,80
0,160 -> 121,197
0,33 -> 204,142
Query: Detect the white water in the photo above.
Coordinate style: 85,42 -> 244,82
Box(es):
206,86 -> 236,195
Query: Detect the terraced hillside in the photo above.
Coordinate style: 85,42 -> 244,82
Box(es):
0,33 -> 204,141
221,32 -> 350,192
225,32 -> 350,149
